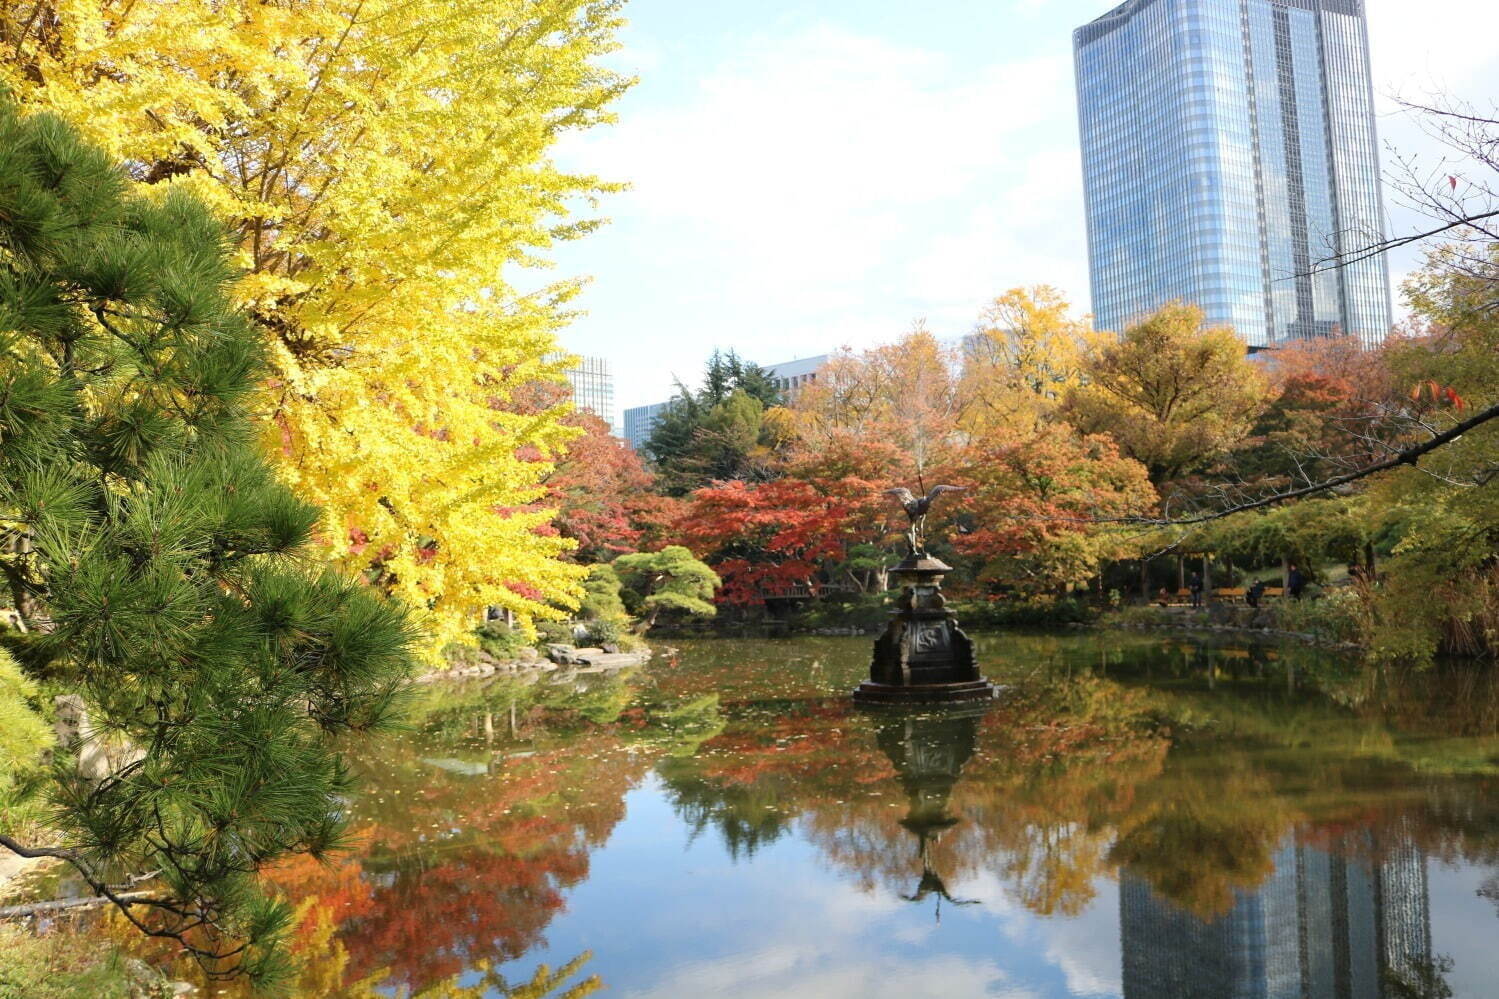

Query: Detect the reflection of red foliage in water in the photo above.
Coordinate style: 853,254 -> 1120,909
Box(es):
694,702 -> 895,788
251,731 -> 649,993
342,847 -> 586,986
261,835 -> 378,947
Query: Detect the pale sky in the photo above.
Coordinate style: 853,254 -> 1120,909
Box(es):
540,0 -> 1499,415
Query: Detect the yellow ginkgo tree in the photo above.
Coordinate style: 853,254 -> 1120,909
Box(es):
2,0 -> 633,652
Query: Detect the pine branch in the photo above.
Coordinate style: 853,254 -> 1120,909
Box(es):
0,834 -> 243,976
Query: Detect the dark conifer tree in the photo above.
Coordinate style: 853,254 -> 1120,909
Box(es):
643,351 -> 782,494
0,104 -> 416,987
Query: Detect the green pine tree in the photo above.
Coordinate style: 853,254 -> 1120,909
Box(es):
0,104 -> 416,988
615,546 -> 720,632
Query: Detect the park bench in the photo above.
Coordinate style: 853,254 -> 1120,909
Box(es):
1260,586 -> 1284,600
1212,587 -> 1246,603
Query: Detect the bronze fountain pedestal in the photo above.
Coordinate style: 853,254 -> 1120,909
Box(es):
853,552 -> 997,706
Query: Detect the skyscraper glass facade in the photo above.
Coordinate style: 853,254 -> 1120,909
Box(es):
563,355 -> 615,428
1120,835 -> 1431,998
1074,0 -> 1392,347
622,400 -> 672,451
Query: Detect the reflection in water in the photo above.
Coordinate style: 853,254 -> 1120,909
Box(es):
871,707 -> 989,916
865,692 -> 1441,997
103,633 -> 1499,997
1121,836 -> 1432,999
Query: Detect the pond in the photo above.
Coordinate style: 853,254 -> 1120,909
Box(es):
153,632 -> 1499,997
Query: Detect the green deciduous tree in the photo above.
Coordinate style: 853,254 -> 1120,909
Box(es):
0,105 -> 415,987
1362,246 -> 1499,660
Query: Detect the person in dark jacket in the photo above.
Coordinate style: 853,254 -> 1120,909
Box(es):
1288,564 -> 1306,600
1189,571 -> 1203,608
1247,579 -> 1265,608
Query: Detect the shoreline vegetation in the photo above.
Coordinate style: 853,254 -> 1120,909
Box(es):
1094,604 -> 1365,652
643,586 -> 1384,659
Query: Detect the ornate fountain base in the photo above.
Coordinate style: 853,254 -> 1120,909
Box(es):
852,554 -> 998,706
852,678 -> 997,705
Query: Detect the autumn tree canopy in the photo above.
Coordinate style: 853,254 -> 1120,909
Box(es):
958,285 -> 1087,435
1066,303 -> 1267,484
766,300 -> 1156,596
1,0 -> 633,652
546,411 -> 663,563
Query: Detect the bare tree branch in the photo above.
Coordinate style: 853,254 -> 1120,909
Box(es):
1305,210 -> 1499,275
1102,400 -> 1499,526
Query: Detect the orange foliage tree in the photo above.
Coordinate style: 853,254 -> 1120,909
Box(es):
953,428 -> 1155,594
544,411 -> 669,563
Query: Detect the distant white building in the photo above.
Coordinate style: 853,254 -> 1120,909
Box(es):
763,354 -> 829,399
621,353 -> 830,452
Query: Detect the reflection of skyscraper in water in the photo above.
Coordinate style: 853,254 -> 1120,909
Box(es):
1120,836 -> 1430,998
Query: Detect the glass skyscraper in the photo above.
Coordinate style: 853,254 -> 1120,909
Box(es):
1074,0 -> 1392,347
1120,835 -> 1432,998
562,355 -> 615,428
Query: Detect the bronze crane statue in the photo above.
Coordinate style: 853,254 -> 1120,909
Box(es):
884,485 -> 964,556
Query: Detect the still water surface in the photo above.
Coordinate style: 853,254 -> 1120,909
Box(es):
259,633 -> 1499,997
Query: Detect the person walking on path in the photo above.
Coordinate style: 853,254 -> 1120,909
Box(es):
1288,564 -> 1306,600
1189,571 -> 1204,609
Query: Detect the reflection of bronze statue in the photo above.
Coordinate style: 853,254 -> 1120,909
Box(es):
900,826 -> 980,920
884,485 -> 964,556
874,707 -> 990,920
